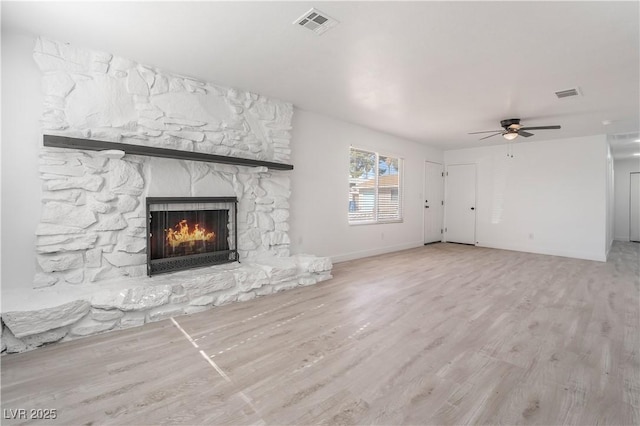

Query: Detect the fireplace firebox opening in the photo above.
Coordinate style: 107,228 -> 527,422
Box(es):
146,197 -> 238,275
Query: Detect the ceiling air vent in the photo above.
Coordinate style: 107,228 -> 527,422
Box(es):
555,88 -> 581,99
293,8 -> 339,35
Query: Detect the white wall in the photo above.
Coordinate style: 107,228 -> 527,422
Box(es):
289,108 -> 443,262
614,157 -> 640,241
1,32 -> 43,294
444,135 -> 608,261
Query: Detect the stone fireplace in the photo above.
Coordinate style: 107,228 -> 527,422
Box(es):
146,197 -> 238,275
0,37 -> 332,354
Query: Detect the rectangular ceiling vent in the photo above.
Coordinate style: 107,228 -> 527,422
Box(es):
555,88 -> 582,99
293,8 -> 339,35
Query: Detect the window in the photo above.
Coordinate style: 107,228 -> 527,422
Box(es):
349,147 -> 403,224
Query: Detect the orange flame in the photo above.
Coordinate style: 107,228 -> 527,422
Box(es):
165,220 -> 215,249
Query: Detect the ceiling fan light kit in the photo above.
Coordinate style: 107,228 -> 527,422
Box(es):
469,118 -> 561,141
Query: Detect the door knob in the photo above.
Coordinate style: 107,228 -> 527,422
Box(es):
471,207 -> 475,210
425,206 -> 430,208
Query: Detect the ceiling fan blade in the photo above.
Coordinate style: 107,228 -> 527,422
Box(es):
479,132 -> 502,140
468,130 -> 502,134
520,125 -> 561,130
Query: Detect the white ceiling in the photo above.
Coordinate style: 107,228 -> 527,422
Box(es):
3,1 -> 639,158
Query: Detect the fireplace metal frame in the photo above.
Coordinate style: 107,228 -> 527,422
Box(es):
145,196 -> 238,276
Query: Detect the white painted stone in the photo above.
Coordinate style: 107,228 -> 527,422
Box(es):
97,150 -> 125,159
38,252 -> 84,273
91,61 -> 109,73
86,248 -> 103,268
232,265 -> 269,292
96,231 -> 118,246
42,72 -> 75,98
39,163 -> 85,177
127,69 -> 148,96
70,317 -> 117,337
93,213 -> 128,231
2,300 -> 90,338
183,306 -> 208,315
35,37 -> 60,56
264,231 -> 290,246
109,159 -> 144,195
275,222 -> 290,232
151,74 -> 169,95
255,285 -> 274,296
80,155 -> 108,172
119,312 -> 146,328
138,66 -> 155,87
104,252 -> 146,267
139,108 -> 164,120
214,292 -> 238,306
206,132 -> 224,144
181,270 -> 236,298
123,265 -> 147,278
110,56 -> 135,71
146,306 -> 183,322
126,217 -> 146,228
88,199 -> 112,214
251,256 -> 297,284
35,223 -> 85,236
139,118 -> 176,131
45,175 -> 104,192
238,229 -> 262,251
272,209 -> 290,223
90,308 -> 124,322
192,172 -> 235,197
66,75 -> 137,129
147,157 -> 191,196
189,295 -> 215,306
170,293 -> 189,304
90,265 -> 122,282
36,234 -> 97,253
298,276 -> 318,286
115,235 -> 145,253
237,292 -> 256,302
169,78 -> 185,92
166,131 -> 205,142
64,269 -> 84,284
256,213 -> 275,231
33,273 -> 59,289
295,254 -> 333,273
92,284 -> 172,311
33,52 -> 85,73
152,92 -> 233,125
44,95 -> 65,109
272,280 -> 298,293
114,195 -> 138,213
255,197 -> 274,205
315,272 -> 333,282
1,326 -> 26,353
2,325 -> 69,353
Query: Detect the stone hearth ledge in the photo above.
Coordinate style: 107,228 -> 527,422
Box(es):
0,254 -> 332,353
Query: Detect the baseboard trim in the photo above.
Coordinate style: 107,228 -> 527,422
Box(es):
331,241 -> 424,263
475,241 -> 607,262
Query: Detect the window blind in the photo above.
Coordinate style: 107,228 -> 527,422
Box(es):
348,147 -> 402,224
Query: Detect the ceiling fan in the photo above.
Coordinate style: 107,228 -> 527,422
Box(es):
469,118 -> 561,141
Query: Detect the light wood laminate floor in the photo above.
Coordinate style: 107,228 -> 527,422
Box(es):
2,242 -> 639,425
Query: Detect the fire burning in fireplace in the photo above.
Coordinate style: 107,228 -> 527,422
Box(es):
146,197 -> 238,275
165,219 -> 215,249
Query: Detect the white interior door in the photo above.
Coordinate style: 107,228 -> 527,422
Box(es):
445,164 -> 476,245
631,173 -> 640,242
424,161 -> 444,244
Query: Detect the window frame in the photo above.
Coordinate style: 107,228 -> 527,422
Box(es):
348,146 -> 404,226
